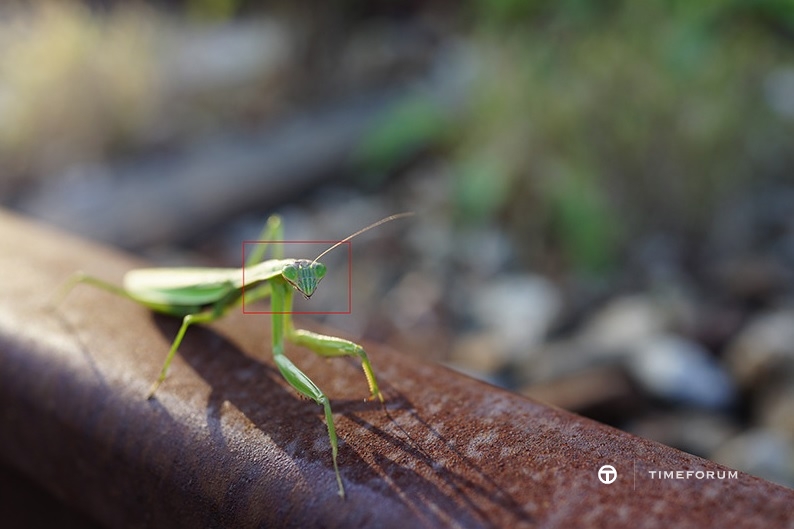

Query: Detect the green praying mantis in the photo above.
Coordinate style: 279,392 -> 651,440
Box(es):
55,212 -> 414,498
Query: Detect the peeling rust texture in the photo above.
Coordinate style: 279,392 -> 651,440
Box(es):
0,209 -> 792,529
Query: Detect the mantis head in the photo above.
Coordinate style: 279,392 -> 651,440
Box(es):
281,259 -> 327,299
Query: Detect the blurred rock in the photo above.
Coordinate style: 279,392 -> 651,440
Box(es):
449,274 -> 560,378
387,272 -> 443,331
764,66 -> 794,119
470,274 -> 561,357
456,226 -> 514,276
720,307 -> 794,443
626,411 -> 740,459
521,365 -> 638,417
517,339 -> 610,385
690,301 -> 746,353
626,334 -> 736,409
449,332 -> 509,378
578,295 -> 669,355
706,186 -> 794,302
712,429 -> 794,489
714,256 -> 790,302
164,21 -> 291,98
758,382 -> 794,438
724,309 -> 794,387
516,294 -> 688,386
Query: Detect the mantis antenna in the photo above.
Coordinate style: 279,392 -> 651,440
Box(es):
311,212 -> 415,264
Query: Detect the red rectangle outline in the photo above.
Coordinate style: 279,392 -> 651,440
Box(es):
241,240 -> 352,314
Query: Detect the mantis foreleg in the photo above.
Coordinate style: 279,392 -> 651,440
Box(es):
270,279 -> 345,497
281,284 -> 383,402
267,275 -> 385,498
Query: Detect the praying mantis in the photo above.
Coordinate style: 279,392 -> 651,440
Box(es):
55,212 -> 414,498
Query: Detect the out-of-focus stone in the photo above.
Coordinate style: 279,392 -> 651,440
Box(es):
724,309 -> 794,387
520,365 -> 637,415
471,274 -> 561,356
756,381 -> 794,439
627,334 -> 736,409
713,429 -> 794,489
579,295 -> 669,355
626,411 -> 740,459
449,331 -> 508,377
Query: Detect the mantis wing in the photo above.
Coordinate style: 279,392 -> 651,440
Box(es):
123,260 -> 291,308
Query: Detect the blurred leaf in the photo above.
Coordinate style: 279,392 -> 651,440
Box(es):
545,166 -> 619,275
454,155 -> 512,223
187,0 -> 241,21
452,0 -> 794,275
355,96 -> 448,174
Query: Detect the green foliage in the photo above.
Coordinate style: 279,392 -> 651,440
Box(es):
187,0 -> 242,21
454,154 -> 512,223
544,166 -> 619,275
453,0 -> 794,275
356,96 -> 450,176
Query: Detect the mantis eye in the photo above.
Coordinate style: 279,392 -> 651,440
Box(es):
314,263 -> 327,280
282,265 -> 298,282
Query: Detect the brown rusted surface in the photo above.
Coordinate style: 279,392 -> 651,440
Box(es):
0,209 -> 792,528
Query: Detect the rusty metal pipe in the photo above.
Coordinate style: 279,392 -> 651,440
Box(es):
0,210 -> 791,528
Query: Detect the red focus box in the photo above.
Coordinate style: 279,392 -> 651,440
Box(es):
241,240 -> 352,315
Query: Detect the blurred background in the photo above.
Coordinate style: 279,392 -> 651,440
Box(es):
2,0 -> 794,489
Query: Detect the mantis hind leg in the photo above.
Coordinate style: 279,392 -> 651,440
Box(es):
51,271 -> 137,308
147,284 -> 240,399
146,309 -> 222,399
